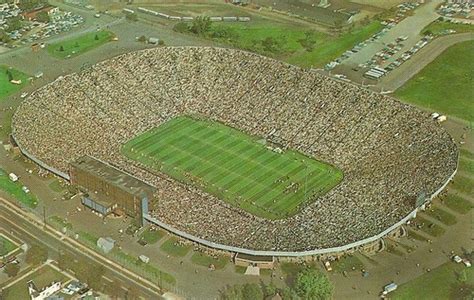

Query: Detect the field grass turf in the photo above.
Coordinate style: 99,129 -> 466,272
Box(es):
0,235 -> 17,256
47,30 -> 114,59
122,116 -> 343,219
422,20 -> 474,36
0,66 -> 29,101
177,19 -> 382,67
425,207 -> 457,226
3,265 -> 68,300
392,261 -> 473,300
159,237 -> 192,257
139,227 -> 165,245
442,194 -> 473,214
191,252 -> 228,269
0,168 -> 38,208
395,40 -> 474,122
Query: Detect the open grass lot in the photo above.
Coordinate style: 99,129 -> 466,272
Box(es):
416,216 -> 445,237
392,262 -> 473,300
123,116 -> 343,219
332,255 -> 364,273
425,207 -> 457,226
451,175 -> 473,195
442,194 -> 473,214
422,20 -> 474,36
0,66 -> 29,101
3,265 -> 68,300
47,30 -> 114,59
191,252 -> 228,270
159,237 -> 192,257
395,40 -> 474,122
177,19 -> 382,67
48,180 -> 65,193
139,227 -> 165,245
0,169 -> 38,208
407,229 -> 429,242
0,235 -> 17,256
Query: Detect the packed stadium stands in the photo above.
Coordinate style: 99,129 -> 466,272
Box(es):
12,47 -> 458,252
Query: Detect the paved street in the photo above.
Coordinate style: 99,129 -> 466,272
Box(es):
0,199 -> 162,299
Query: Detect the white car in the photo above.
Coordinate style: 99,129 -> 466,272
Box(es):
20,92 -> 28,98
453,255 -> 462,263
462,259 -> 471,267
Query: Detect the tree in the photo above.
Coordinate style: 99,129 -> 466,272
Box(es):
59,45 -> 64,52
173,22 -> 189,33
74,261 -> 105,291
137,35 -> 147,43
0,29 -> 11,43
220,284 -> 243,300
242,283 -> 263,300
4,263 -> 20,278
190,16 -> 211,35
6,69 -> 13,82
298,30 -> 317,52
294,268 -> 332,300
94,34 -> 99,41
57,252 -> 74,271
25,244 -> 48,266
126,13 -> 138,21
6,16 -> 22,32
36,11 -> 50,23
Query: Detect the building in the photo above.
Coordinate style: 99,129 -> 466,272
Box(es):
27,280 -> 61,300
97,237 -> 115,253
69,156 -> 154,224
234,253 -> 274,269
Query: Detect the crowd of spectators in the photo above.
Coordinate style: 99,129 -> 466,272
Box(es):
12,47 -> 458,252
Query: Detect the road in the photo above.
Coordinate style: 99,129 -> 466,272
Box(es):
0,199 -> 163,300
377,32 -> 474,91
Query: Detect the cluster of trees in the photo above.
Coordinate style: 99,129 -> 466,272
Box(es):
3,244 -> 48,278
220,267 -> 332,300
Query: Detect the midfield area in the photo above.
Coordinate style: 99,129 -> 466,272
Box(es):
123,116 -> 342,219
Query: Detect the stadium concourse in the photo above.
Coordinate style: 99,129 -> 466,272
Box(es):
12,47 -> 457,253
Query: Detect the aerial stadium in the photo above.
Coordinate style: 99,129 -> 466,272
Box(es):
12,47 -> 458,255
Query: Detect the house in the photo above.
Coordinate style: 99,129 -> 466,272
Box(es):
27,280 -> 61,300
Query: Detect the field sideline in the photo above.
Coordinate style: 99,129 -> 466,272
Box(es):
122,116 -> 343,219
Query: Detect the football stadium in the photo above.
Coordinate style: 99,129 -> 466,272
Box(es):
12,47 -> 458,254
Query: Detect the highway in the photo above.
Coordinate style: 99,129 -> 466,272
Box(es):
0,200 -> 163,299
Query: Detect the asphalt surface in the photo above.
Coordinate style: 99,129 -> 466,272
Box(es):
0,200 -> 163,300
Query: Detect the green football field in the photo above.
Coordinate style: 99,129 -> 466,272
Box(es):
122,116 -> 342,219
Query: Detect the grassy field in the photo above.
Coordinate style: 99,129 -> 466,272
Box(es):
393,261 -> 473,300
395,40 -> 474,122
442,194 -> 473,214
0,169 -> 38,208
0,66 -> 29,101
3,265 -> 68,300
139,227 -> 165,245
160,237 -> 192,257
122,116 -> 343,219
176,19 -> 382,67
424,207 -> 457,226
332,255 -> 364,273
47,30 -> 114,59
422,20 -> 474,36
191,252 -> 228,270
0,235 -> 17,256
48,180 -> 65,193
416,216 -> 445,237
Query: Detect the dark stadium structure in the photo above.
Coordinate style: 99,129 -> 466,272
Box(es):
70,156 -> 152,224
12,47 -> 458,256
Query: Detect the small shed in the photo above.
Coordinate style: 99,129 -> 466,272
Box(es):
97,237 -> 115,253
